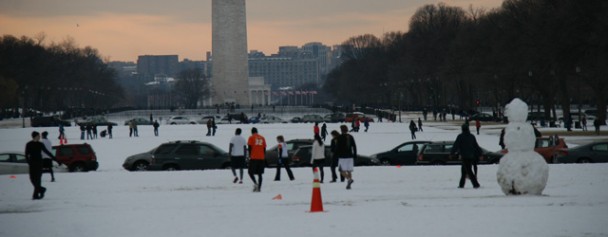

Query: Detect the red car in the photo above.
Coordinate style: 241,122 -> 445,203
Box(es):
500,137 -> 567,163
53,144 -> 99,172
344,112 -> 374,123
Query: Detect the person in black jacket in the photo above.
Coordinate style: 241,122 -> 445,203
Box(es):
25,131 -> 59,200
450,124 -> 481,189
329,130 -> 344,183
336,125 -> 357,189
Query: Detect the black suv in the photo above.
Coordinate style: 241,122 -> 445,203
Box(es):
31,116 -> 71,127
416,141 -> 502,165
144,141 -> 231,171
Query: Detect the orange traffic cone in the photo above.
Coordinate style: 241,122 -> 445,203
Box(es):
272,194 -> 283,200
309,167 -> 324,213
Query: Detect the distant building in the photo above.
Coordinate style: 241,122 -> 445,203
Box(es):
137,55 -> 179,79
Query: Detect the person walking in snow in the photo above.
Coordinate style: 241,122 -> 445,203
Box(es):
229,128 -> 247,184
321,123 -> 328,141
364,119 -> 370,132
153,120 -> 159,136
206,119 -> 212,136
475,119 -> 481,135
274,135 -> 294,181
336,125 -> 356,189
329,130 -> 344,183
247,127 -> 266,192
409,120 -> 418,140
107,124 -> 113,139
40,131 -> 56,182
310,134 -> 326,183
313,122 -> 320,136
450,124 -> 481,189
418,118 -> 423,132
79,124 -> 85,140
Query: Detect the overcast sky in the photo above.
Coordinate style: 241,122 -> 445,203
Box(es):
0,0 -> 503,62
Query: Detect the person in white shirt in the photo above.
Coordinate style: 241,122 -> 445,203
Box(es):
229,128 -> 247,184
40,131 -> 56,182
311,134 -> 326,183
274,135 -> 294,181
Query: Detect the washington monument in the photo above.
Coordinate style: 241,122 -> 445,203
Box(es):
212,0 -> 250,105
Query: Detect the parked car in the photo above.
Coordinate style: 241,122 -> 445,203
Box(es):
265,139 -> 313,167
259,115 -> 284,124
344,112 -> 374,123
124,117 -> 153,126
291,145 -> 380,167
31,116 -> 72,127
1,152 -> 67,175
76,116 -> 117,126
166,116 -> 196,125
554,140 -> 608,163
248,116 -> 261,124
146,140 -> 231,171
416,141 -> 503,165
290,117 -> 303,123
370,141 -> 433,166
499,137 -> 567,163
302,114 -> 325,123
53,143 -> 99,172
469,113 -> 498,122
323,113 -> 345,123
198,115 -> 222,125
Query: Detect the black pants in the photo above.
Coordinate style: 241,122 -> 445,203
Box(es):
460,159 -> 480,188
29,163 -> 44,199
275,159 -> 294,181
330,158 -> 344,182
311,159 -> 325,182
154,128 -> 158,136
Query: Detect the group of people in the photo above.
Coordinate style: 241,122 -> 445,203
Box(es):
227,124 -> 358,192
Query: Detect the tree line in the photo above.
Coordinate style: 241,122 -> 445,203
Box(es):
324,0 -> 608,122
0,34 -> 124,117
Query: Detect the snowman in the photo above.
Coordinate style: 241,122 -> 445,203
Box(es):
496,98 -> 548,195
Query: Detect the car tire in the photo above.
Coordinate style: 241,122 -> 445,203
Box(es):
70,162 -> 87,172
577,157 -> 592,163
164,164 -> 179,171
380,158 -> 391,166
132,161 -> 149,171
170,122 -> 176,125
189,122 -> 196,125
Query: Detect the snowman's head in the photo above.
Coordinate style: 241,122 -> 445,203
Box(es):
505,98 -> 528,123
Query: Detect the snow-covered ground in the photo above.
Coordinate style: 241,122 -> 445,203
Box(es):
1,119 -> 607,237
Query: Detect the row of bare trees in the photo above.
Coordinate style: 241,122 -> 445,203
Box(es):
325,0 -> 608,122
0,34 -> 124,115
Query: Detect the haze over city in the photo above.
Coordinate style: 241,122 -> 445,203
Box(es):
0,0 -> 503,62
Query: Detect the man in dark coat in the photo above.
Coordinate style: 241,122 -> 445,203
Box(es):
25,131 -> 59,200
450,124 -> 481,189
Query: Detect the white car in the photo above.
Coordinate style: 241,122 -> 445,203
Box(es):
166,116 -> 196,125
0,152 -> 67,175
259,115 -> 284,124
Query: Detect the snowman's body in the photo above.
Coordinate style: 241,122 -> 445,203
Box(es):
496,99 -> 548,195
